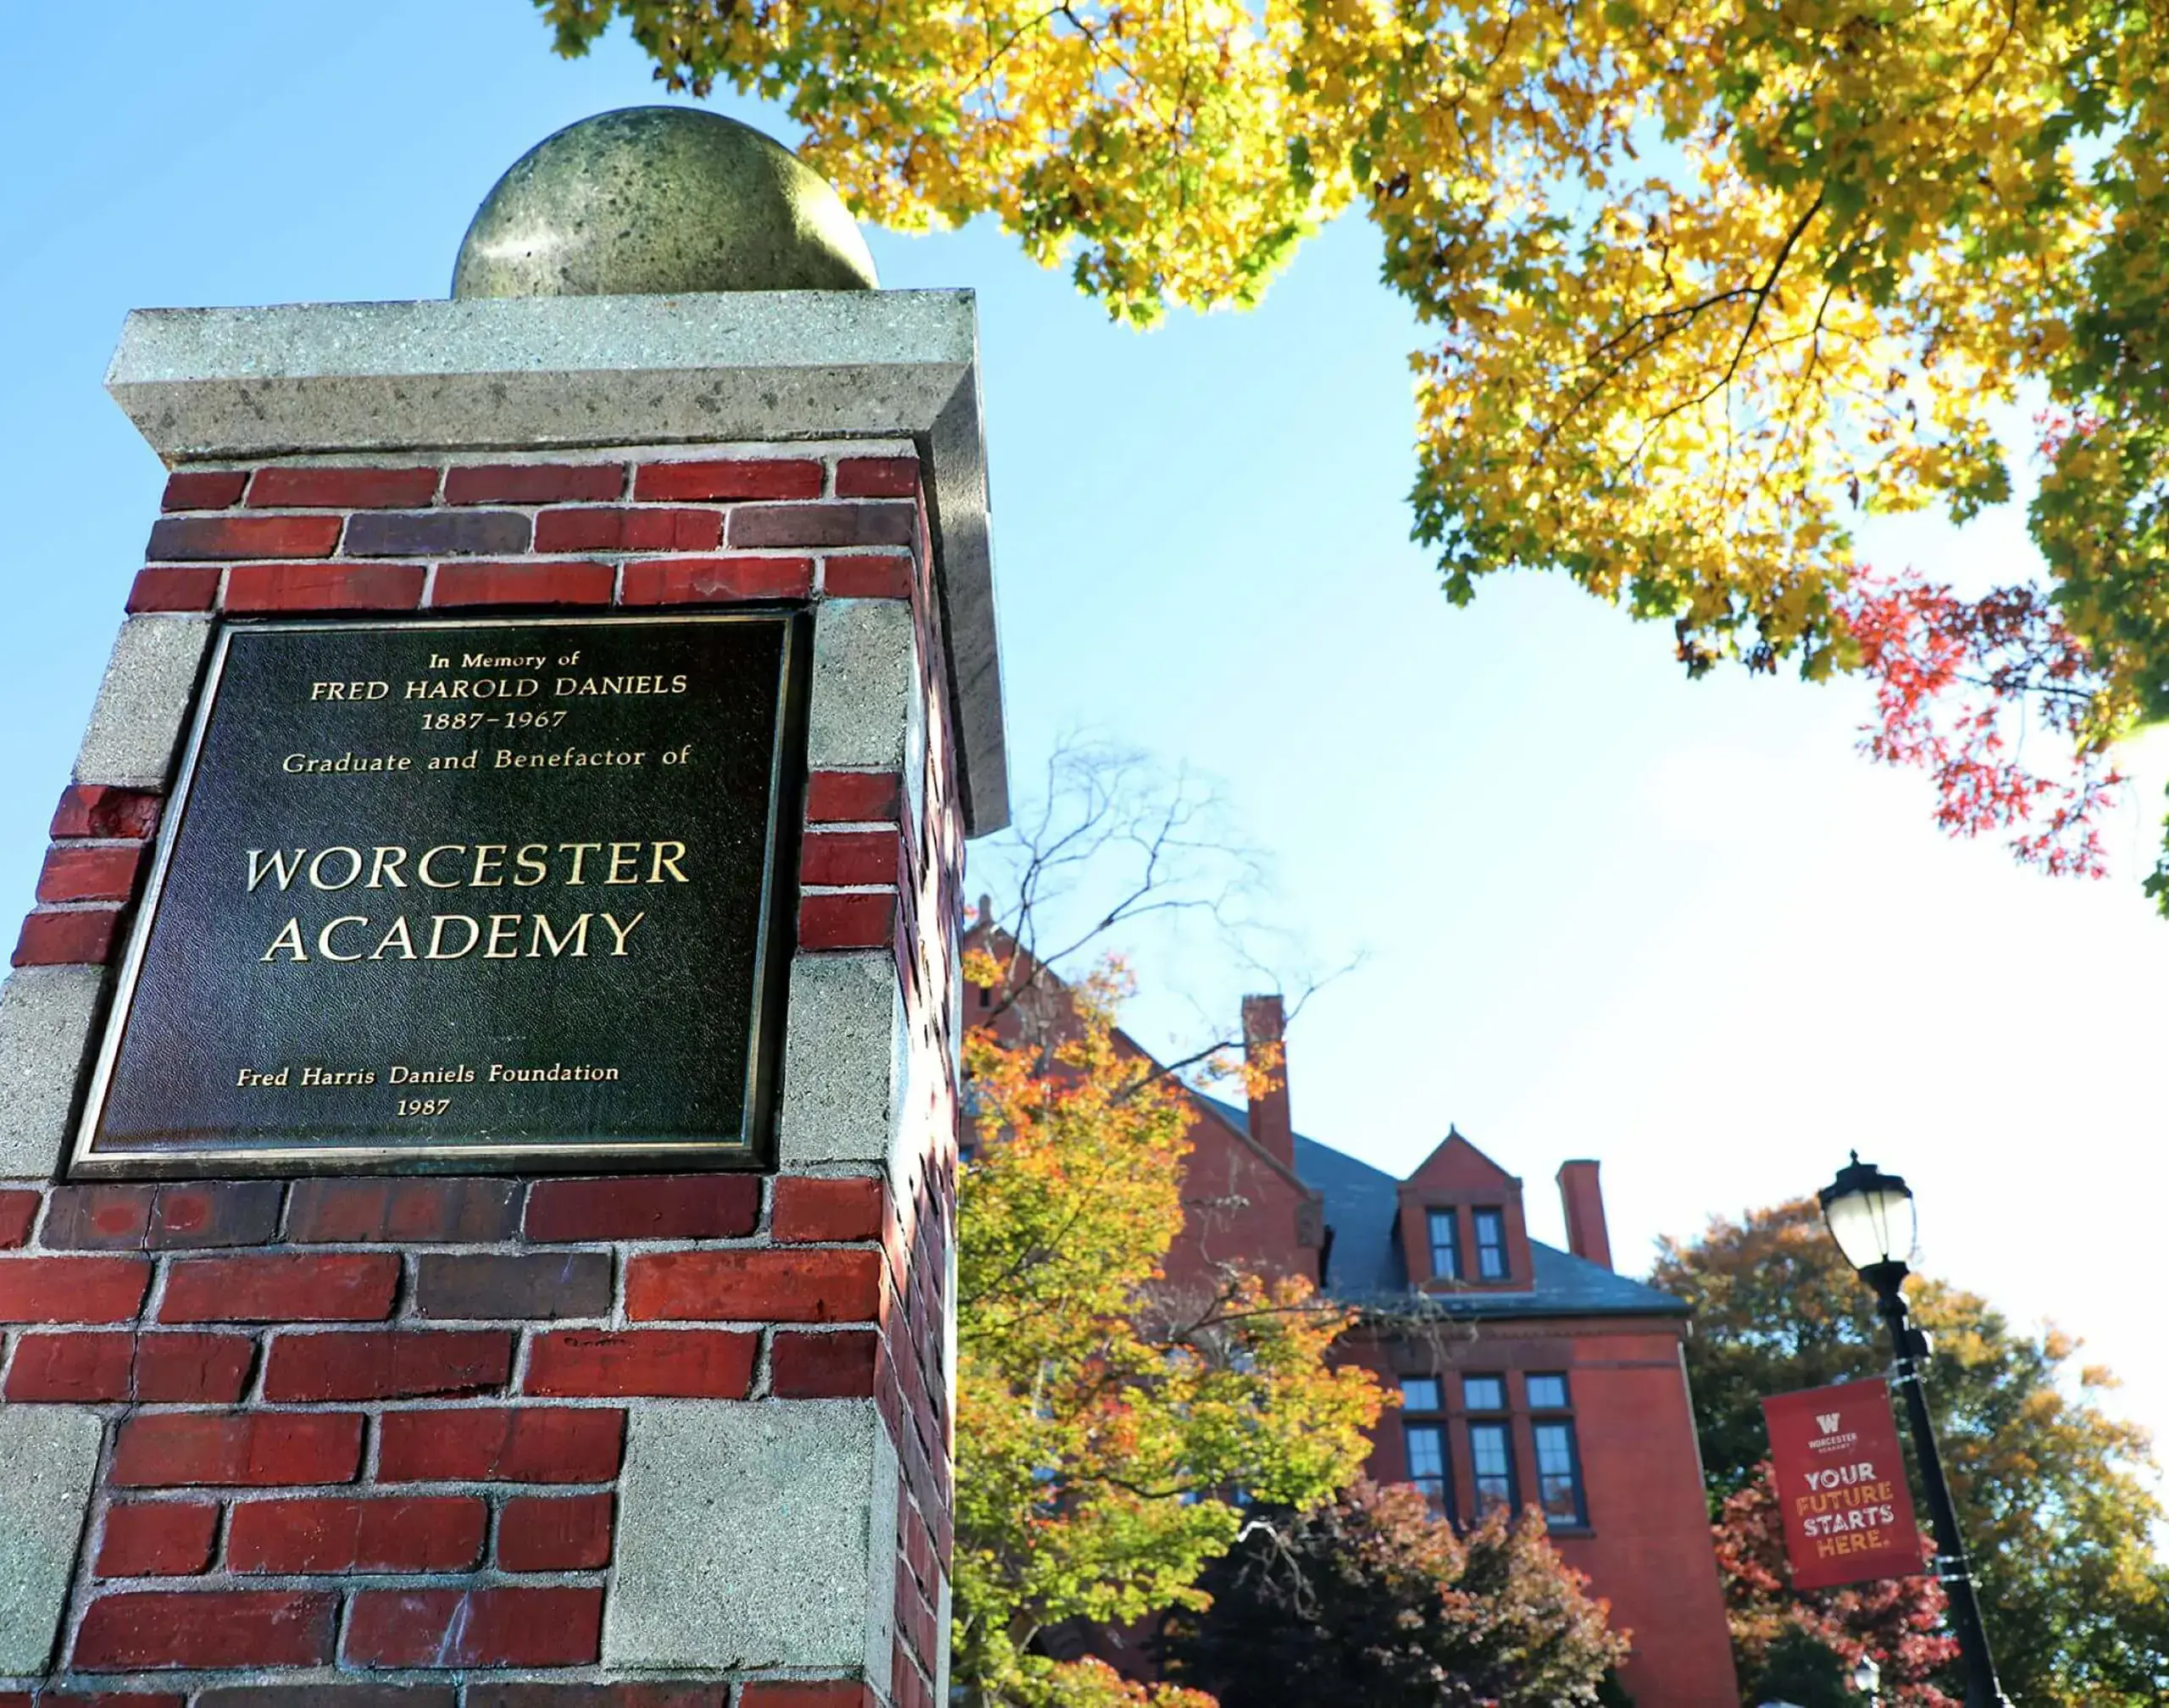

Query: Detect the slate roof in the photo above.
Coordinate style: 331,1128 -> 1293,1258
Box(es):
1196,1095 -> 1689,1322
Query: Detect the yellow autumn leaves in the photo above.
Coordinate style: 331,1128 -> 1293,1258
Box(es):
546,0 -> 2143,654
547,0 -> 2169,865
949,963 -> 1382,1704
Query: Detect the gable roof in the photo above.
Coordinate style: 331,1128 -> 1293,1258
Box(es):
1199,1095 -> 1688,1322
1401,1125 -> 1520,1193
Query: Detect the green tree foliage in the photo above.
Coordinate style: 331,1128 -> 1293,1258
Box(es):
1654,1201 -> 2169,1706
953,963 -> 1383,1706
541,0 -> 2169,899
1158,1479 -> 1628,1707
1745,1626 -> 1864,1708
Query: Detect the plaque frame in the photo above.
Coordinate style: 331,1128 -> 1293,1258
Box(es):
68,611 -> 811,1180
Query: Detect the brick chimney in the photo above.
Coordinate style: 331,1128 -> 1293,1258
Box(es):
1557,1160 -> 1613,1271
1241,994 -> 1295,1172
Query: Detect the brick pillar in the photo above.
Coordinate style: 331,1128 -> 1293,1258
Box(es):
0,291 -> 1003,1708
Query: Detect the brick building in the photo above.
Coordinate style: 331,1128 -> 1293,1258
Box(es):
973,960 -> 1739,1705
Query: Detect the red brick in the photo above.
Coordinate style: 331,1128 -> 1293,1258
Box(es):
901,1502 -> 938,1592
343,1588 -> 602,1668
131,1332 -> 259,1402
773,1176 -> 885,1244
161,469 -> 249,511
738,1685 -> 874,1708
771,1330 -> 880,1398
524,1175 -> 759,1242
197,1692 -> 458,1708
286,1178 -> 521,1242
898,1562 -> 940,1655
431,561 -> 615,607
159,1253 -> 399,1323
147,514 -> 341,560
223,563 -> 424,612
800,830 -> 900,889
228,1495 -> 487,1573
626,1250 -> 881,1323
524,1330 -> 755,1399
42,1184 -> 153,1248
466,1690 -> 724,1708
147,1182 -> 284,1249
496,1493 -> 613,1571
796,892 -> 897,951
0,1190 -> 36,1249
247,466 -> 438,508
5,1331 -> 131,1400
126,566 -> 221,613
634,459 -> 823,502
96,1503 -> 219,1578
73,1590 -> 336,1670
36,844 -> 146,906
413,1252 -> 613,1320
51,785 -> 163,841
263,1329 -> 513,1400
534,507 -> 721,554
728,501 -> 914,550
42,1695 -> 192,1708
834,457 -> 919,499
446,463 -> 627,505
112,1413 -> 363,1488
345,510 -> 527,556
619,556 -> 813,604
804,771 -> 901,825
14,907 -> 122,967
823,553 -> 913,599
377,1406 -> 624,1483
0,1256 -> 148,1322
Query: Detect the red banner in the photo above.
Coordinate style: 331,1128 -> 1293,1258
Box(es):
1761,1378 -> 1924,1589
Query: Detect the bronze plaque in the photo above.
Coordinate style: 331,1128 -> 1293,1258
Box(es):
71,613 -> 806,1178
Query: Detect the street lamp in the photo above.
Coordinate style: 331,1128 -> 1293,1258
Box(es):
1819,1153 -> 2008,1708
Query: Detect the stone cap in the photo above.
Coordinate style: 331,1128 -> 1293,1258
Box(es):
104,288 -> 1008,835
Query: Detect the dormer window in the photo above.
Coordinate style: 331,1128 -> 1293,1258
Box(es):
1473,1206 -> 1507,1279
1427,1209 -> 1462,1281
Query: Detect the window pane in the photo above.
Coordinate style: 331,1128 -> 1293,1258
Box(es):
1427,1209 -> 1461,1280
1462,1374 -> 1505,1412
1534,1421 -> 1584,1527
1469,1421 -> 1514,1515
1474,1207 -> 1507,1279
1404,1423 -> 1449,1511
1400,1376 -> 1442,1412
1527,1373 -> 1568,1411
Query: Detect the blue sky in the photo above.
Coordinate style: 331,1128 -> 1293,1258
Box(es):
5,3 -> 2167,1448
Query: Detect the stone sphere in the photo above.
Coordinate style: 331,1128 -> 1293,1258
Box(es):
452,106 -> 879,299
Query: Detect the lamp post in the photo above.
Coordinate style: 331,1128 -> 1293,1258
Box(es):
1819,1153 -> 2008,1708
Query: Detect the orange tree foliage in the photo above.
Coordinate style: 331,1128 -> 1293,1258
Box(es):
951,961 -> 1383,1706
1714,1464 -> 1957,1708
1654,1201 -> 2169,1707
542,0 -> 2169,905
1160,1479 -> 1628,1706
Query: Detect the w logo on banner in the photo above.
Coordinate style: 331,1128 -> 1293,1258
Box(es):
1817,1412 -> 1841,1434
